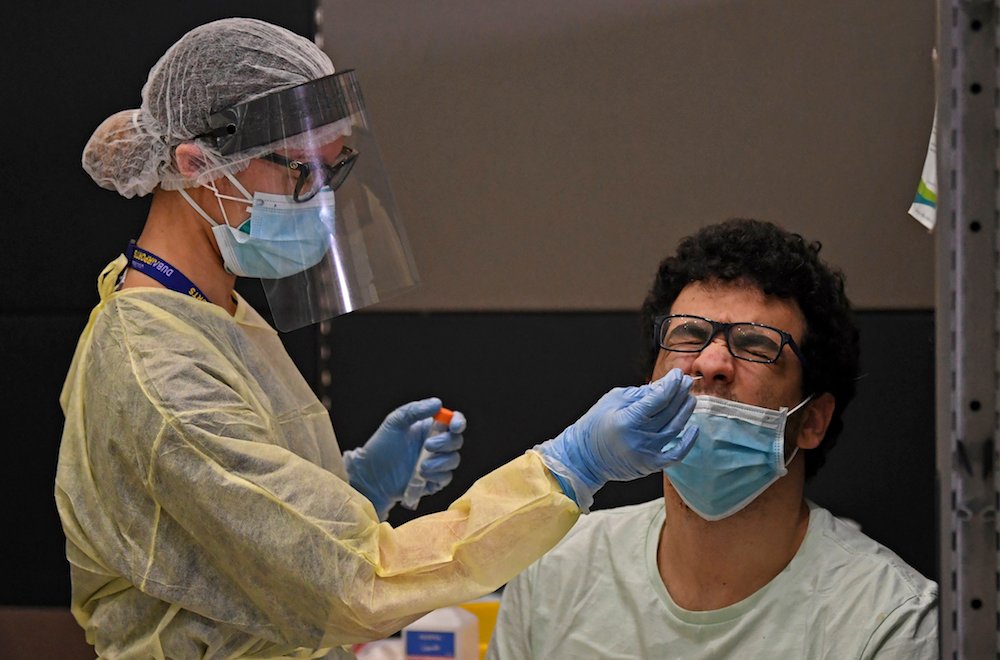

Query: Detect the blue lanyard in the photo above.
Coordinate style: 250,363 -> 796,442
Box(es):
125,240 -> 209,302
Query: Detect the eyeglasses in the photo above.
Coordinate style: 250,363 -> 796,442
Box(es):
260,146 -> 359,202
654,314 -> 806,366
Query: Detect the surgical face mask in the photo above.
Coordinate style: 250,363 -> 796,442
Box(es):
180,175 -> 335,279
664,394 -> 812,521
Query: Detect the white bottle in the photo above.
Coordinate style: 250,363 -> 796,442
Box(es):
401,408 -> 454,510
403,606 -> 478,660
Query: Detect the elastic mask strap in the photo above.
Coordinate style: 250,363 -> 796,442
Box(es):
784,445 -> 800,467
181,175 -> 254,229
783,394 -> 814,467
178,188 -> 222,228
220,174 -> 254,206
208,175 -> 254,220
788,394 -> 814,416
202,181 -> 229,226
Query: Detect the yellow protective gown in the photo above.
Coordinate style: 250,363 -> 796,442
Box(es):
55,257 -> 579,659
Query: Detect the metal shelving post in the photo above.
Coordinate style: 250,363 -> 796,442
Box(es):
935,0 -> 1000,657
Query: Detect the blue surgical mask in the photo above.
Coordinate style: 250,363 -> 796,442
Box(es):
664,394 -> 812,521
180,175 -> 335,279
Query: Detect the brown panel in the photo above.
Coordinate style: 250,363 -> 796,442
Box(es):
321,0 -> 935,310
0,608 -> 92,660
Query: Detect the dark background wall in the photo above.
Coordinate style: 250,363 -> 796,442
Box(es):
1,0 -> 936,620
0,0 -> 321,608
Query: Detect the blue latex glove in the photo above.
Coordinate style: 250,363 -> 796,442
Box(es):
535,368 -> 698,511
343,397 -> 466,520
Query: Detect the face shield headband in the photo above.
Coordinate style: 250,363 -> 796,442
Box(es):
201,70 -> 368,155
191,69 -> 420,332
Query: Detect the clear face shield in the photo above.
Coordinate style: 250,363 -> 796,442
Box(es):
200,70 -> 419,331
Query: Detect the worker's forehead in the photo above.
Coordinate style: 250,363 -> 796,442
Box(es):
281,136 -> 346,161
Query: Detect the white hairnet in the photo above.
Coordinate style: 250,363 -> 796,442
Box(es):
83,18 -> 337,198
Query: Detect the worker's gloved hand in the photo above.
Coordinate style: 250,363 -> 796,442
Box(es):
343,397 -> 466,520
535,368 -> 698,512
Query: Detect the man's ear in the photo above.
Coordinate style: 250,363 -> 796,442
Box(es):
175,142 -> 208,179
795,392 -> 835,450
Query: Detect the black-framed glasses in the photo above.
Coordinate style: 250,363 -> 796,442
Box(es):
260,146 -> 359,202
654,314 -> 806,366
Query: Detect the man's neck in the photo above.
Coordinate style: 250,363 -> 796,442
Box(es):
656,473 -> 810,611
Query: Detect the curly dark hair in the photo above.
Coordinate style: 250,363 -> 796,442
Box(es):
639,218 -> 860,479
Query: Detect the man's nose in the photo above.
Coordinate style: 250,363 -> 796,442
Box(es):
690,335 -> 736,384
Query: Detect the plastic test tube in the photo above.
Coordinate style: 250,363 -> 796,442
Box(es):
401,407 -> 454,510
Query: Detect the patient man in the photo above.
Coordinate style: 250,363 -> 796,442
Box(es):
488,218 -> 937,659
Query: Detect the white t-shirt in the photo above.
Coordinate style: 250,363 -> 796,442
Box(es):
488,500 -> 937,659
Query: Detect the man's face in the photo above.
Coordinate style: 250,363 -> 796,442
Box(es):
651,279 -> 806,411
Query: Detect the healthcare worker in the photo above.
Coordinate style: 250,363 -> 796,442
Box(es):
56,17 -> 698,659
